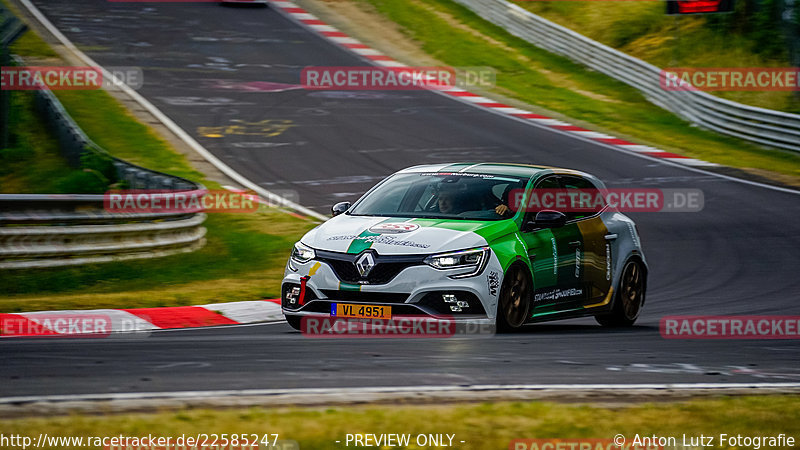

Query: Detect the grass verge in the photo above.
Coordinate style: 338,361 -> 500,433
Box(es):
512,0 -> 800,113
1,396 -> 799,449
0,90 -> 77,193
336,0 -> 800,183
0,210 -> 311,312
0,17 -> 315,312
6,21 -> 58,59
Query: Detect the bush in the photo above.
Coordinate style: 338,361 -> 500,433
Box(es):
51,149 -> 121,193
54,169 -> 110,194
706,0 -> 789,60
80,149 -> 118,184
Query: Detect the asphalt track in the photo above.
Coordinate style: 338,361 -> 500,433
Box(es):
2,0 -> 800,397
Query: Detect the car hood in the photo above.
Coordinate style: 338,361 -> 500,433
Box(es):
301,214 -> 517,254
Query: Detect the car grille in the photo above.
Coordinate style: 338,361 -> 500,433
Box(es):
315,249 -> 426,284
301,301 -> 424,315
320,290 -> 410,304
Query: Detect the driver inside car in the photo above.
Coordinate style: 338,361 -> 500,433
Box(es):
436,189 -> 463,214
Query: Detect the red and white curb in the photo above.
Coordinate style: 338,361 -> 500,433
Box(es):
270,0 -> 718,168
0,299 -> 284,337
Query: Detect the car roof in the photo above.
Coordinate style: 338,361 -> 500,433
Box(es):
398,162 -> 591,179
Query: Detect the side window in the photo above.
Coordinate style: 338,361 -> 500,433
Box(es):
560,175 -> 603,221
522,176 -> 562,223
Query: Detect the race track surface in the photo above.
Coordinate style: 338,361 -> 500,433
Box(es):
2,0 -> 799,397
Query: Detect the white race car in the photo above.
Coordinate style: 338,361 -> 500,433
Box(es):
282,163 -> 647,332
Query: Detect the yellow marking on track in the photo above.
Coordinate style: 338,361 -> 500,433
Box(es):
198,119 -> 295,139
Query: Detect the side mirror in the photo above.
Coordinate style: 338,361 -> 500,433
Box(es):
331,201 -> 351,217
524,210 -> 567,230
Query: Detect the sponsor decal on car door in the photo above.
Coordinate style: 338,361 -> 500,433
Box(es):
558,174 -> 613,308
518,176 -> 567,316
576,216 -> 613,307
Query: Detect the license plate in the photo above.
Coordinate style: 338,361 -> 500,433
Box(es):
331,303 -> 392,320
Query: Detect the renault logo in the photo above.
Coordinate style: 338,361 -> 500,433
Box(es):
355,252 -> 376,277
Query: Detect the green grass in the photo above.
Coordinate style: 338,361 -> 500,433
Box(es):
8,25 -> 59,59
0,19 -> 316,312
0,82 -> 316,311
1,396 -> 799,449
1,5 -> 78,192
0,210 -> 312,312
0,90 -> 77,193
512,1 -> 800,113
349,0 -> 800,183
52,90 -> 204,182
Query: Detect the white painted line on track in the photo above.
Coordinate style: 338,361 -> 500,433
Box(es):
268,0 -> 800,196
145,320 -> 288,334
3,383 -> 800,405
17,0 -> 329,221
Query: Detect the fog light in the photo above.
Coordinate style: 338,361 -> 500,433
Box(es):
287,287 -> 301,305
443,294 -> 465,312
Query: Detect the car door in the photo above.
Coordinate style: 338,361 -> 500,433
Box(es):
518,175 -> 582,315
559,175 -> 613,307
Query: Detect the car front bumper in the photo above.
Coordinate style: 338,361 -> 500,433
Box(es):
281,251 -> 503,322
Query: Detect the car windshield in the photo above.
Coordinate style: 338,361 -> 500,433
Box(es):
349,172 -> 528,221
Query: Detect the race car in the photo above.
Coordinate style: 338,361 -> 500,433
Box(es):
281,163 -> 647,332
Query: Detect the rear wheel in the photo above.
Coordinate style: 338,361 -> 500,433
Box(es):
285,315 -> 303,331
596,259 -> 645,327
496,264 -> 532,333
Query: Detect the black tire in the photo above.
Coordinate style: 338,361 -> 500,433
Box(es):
285,315 -> 303,331
596,259 -> 646,327
496,264 -> 532,333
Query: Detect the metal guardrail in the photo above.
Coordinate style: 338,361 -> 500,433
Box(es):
1,4 -> 28,148
29,81 -> 198,190
452,0 -> 800,153
0,6 -> 26,46
1,52 -> 207,269
0,203 -> 207,269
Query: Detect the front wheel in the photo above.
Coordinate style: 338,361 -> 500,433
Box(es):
496,264 -> 532,333
596,259 -> 646,327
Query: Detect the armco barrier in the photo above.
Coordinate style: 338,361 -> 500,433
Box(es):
0,194 -> 208,269
1,55 -> 206,269
32,87 -> 197,190
452,0 -> 800,153
1,4 -> 27,148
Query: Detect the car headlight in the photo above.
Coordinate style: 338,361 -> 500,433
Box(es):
291,241 -> 315,264
424,247 -> 490,278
